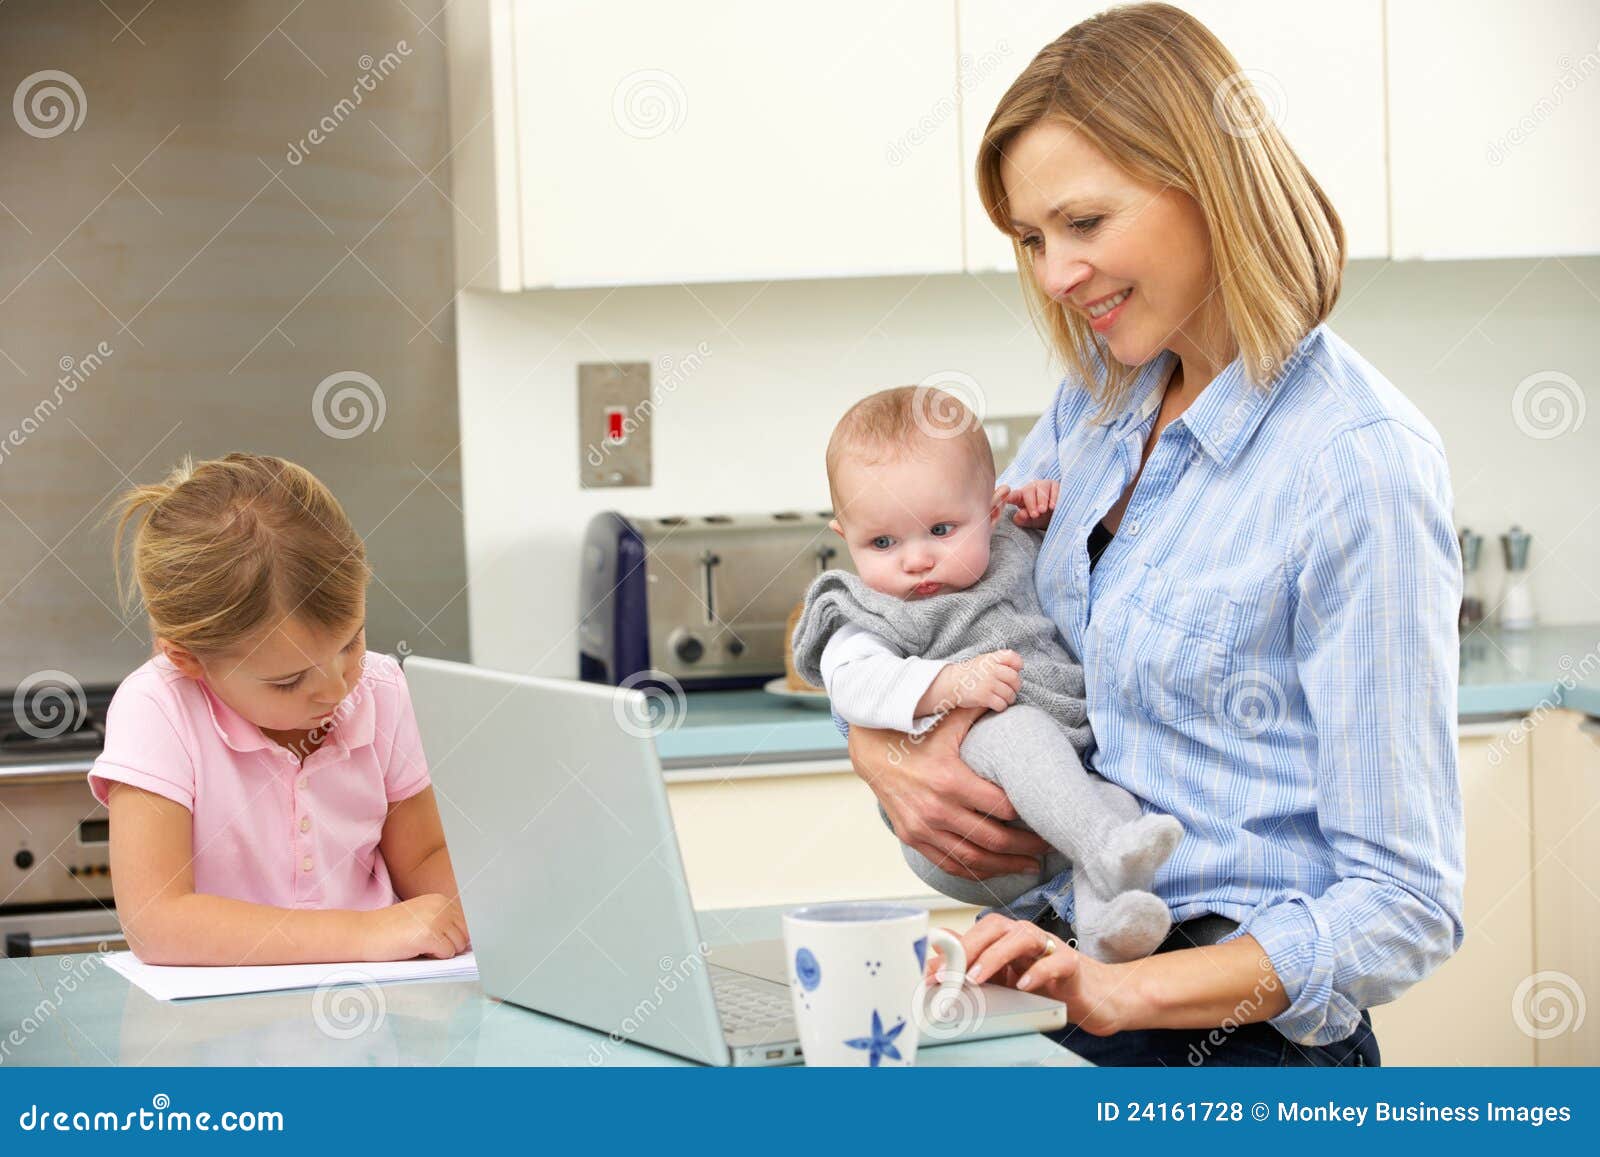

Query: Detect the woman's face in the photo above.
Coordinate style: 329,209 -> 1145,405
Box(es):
1000,119 -> 1221,371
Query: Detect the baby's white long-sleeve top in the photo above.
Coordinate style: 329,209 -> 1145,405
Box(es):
817,623 -> 950,736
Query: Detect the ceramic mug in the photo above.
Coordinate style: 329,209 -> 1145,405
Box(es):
781,902 -> 967,1067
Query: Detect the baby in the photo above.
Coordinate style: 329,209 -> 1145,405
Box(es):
791,385 -> 1182,962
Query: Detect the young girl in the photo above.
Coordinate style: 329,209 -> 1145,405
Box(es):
90,451 -> 469,966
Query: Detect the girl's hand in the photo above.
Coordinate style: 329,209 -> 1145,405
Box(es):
846,707 -> 1049,880
364,893 -> 470,961
1009,480 -> 1060,529
927,650 -> 1023,714
929,913 -> 1135,1036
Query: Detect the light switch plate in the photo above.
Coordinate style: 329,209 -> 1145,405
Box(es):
982,414 -> 1040,476
579,361 -> 653,488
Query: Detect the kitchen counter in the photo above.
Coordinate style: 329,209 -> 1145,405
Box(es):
0,905 -> 1084,1068
657,623 -> 1600,770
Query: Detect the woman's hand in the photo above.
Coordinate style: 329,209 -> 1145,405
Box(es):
930,913 -> 1137,1036
363,894 -> 470,961
846,705 -> 1049,880
1008,480 -> 1060,529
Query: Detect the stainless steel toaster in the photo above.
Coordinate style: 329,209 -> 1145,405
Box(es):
578,510 -> 855,690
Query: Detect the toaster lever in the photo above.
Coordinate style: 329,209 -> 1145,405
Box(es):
698,550 -> 721,625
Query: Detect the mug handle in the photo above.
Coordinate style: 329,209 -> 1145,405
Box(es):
925,927 -> 967,1014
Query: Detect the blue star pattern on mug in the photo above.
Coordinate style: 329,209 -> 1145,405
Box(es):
844,1010 -> 906,1067
794,946 -> 821,992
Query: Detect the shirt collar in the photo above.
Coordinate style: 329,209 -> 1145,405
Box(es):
172,655 -> 378,755
1096,325 -> 1324,467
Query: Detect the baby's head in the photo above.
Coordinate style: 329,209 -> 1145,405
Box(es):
826,386 -> 1004,600
109,452 -> 370,736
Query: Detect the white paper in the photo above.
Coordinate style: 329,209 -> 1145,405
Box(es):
103,950 -> 478,1002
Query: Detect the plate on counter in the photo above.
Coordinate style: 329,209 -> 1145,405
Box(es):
763,677 -> 831,708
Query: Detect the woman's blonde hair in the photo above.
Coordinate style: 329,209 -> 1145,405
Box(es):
108,452 -> 370,657
975,2 -> 1345,416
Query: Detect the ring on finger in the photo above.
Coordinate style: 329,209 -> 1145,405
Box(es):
1041,935 -> 1056,956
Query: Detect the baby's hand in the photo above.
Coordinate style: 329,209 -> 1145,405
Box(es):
1009,480 -> 1060,529
930,649 -> 1023,715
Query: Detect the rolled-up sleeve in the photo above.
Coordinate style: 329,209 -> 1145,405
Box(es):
1223,417 -> 1466,1046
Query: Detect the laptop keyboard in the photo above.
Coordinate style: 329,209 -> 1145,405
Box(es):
711,968 -> 792,1032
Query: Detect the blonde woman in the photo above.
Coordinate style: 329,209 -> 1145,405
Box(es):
847,4 -> 1463,1065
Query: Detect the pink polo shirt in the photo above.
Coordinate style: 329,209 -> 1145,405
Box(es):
88,650 -> 431,912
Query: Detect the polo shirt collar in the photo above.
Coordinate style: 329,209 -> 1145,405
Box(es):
193,664 -> 378,755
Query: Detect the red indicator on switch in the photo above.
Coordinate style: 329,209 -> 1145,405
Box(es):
605,406 -> 627,444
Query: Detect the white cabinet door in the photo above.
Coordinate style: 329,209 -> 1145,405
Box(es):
1388,0 -> 1600,259
510,1 -> 964,288
1371,721 -> 1536,1065
958,1 -> 1388,274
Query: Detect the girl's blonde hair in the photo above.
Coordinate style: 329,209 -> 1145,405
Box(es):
108,452 -> 370,657
975,2 -> 1344,417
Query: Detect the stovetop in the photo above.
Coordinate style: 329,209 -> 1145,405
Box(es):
0,680 -> 115,769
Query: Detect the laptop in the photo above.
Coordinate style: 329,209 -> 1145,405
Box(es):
404,656 -> 1067,1066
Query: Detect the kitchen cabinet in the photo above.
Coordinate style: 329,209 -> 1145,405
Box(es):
956,0 -> 1390,271
1386,0 -> 1600,259
447,0 -> 964,291
1529,709 -> 1600,1065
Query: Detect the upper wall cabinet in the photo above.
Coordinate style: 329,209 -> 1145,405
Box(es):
957,0 -> 1390,273
447,0 -> 964,290
1387,0 -> 1600,260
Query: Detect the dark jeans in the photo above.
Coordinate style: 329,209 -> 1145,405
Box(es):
1035,910 -> 1381,1068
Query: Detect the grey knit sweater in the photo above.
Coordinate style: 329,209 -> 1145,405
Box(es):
791,510 -> 1092,755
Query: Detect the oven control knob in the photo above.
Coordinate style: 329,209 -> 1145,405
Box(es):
14,850 -> 34,870
727,638 -> 745,657
670,630 -> 704,664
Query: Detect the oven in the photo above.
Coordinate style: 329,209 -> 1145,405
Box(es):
1,681 -> 125,956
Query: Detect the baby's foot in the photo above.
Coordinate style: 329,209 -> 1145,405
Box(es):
1102,814 -> 1183,893
1076,890 -> 1171,963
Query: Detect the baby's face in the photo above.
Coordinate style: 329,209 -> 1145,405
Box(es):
829,446 -> 1002,601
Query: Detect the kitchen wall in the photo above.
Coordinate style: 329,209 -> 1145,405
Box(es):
0,0 -> 468,685
456,257 -> 1600,677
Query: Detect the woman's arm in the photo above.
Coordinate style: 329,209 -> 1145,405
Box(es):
108,782 -> 464,965
846,705 -> 1049,879
944,914 -> 1287,1035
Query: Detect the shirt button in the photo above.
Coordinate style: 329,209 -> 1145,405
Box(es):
1125,519 -> 1139,535
297,776 -> 308,790
302,856 -> 313,872
299,816 -> 311,833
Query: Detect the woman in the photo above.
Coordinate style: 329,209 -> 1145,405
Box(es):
845,3 -> 1465,1066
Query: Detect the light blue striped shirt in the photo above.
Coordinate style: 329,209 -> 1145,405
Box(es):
836,323 -> 1465,1046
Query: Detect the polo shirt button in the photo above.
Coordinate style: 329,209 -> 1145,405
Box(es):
301,856 -> 313,872
299,816 -> 310,833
